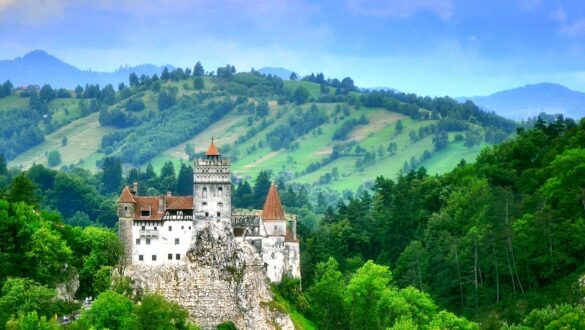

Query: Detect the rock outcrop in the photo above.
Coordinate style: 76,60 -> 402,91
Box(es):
124,218 -> 293,329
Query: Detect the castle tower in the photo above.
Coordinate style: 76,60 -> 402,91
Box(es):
117,185 -> 136,267
262,183 -> 287,236
193,138 -> 231,219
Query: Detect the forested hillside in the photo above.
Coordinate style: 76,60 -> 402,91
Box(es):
1,63 -> 515,195
298,118 -> 585,328
0,118 -> 584,329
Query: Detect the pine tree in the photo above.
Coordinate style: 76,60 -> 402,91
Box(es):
253,171 -> 272,209
101,157 -> 122,194
7,173 -> 38,205
176,164 -> 193,196
0,154 -> 7,176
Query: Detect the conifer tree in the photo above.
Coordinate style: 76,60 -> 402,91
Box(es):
176,164 -> 193,196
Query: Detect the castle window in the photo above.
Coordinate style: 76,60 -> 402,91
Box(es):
189,226 -> 192,230
142,226 -> 145,230
205,212 -> 209,217
154,226 -> 157,230
202,202 -> 207,206
141,210 -> 150,217
136,238 -> 140,245
168,254 -> 172,260
146,239 -> 151,245
217,202 -> 223,207
202,187 -> 208,198
176,254 -> 180,260
139,255 -> 144,261
218,186 -> 223,197
168,226 -> 172,231
181,226 -> 184,230
175,238 -> 180,245
152,255 -> 157,261
124,206 -> 128,211
217,212 -> 221,217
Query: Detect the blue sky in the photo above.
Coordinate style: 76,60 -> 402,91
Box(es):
0,0 -> 584,96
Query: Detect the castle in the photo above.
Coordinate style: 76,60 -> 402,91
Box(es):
117,139 -> 301,283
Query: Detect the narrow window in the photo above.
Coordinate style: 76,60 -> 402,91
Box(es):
202,187 -> 208,198
205,212 -> 209,217
136,238 -> 140,245
168,226 -> 172,231
168,254 -> 172,260
189,226 -> 192,230
181,226 -> 184,230
152,255 -> 157,261
218,186 -> 223,197
141,226 -> 145,230
154,226 -> 157,230
124,206 -> 128,211
175,238 -> 180,245
146,239 -> 151,245
175,254 -> 180,260
217,212 -> 221,217
139,255 -> 144,261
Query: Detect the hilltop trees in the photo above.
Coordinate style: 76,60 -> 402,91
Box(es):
0,80 -> 13,98
193,61 -> 204,76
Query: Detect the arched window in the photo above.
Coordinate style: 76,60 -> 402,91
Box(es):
202,187 -> 208,198
218,186 -> 223,197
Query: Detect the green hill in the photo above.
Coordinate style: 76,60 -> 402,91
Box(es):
2,70 -> 515,192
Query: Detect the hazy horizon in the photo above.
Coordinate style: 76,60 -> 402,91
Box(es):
1,0 -> 584,97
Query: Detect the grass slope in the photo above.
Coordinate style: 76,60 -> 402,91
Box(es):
9,112 -> 116,170
5,77 -> 494,192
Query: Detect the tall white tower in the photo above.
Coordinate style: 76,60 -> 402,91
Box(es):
193,139 -> 231,220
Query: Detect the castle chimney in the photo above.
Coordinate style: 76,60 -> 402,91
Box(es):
159,195 -> 164,213
132,182 -> 138,195
166,191 -> 172,197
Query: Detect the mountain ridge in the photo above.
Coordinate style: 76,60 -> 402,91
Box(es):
460,82 -> 585,120
0,50 -> 173,88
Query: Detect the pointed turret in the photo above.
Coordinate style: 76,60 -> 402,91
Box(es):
118,186 -> 136,203
262,183 -> 285,220
205,137 -> 220,158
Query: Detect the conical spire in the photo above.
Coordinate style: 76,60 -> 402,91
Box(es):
205,137 -> 220,157
262,183 -> 285,220
118,186 -> 136,203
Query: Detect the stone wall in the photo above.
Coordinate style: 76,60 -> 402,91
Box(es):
124,218 -> 293,329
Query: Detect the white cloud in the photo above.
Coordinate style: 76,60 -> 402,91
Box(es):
345,0 -> 454,21
550,6 -> 585,38
0,0 -> 68,24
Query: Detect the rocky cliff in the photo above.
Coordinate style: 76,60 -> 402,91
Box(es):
123,219 -> 293,329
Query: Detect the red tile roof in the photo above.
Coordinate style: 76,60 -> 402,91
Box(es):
118,186 -> 136,203
166,196 -> 193,210
262,183 -> 285,220
205,138 -> 220,157
130,195 -> 194,221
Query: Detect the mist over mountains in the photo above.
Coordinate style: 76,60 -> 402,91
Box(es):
0,50 -> 171,88
461,83 -> 585,120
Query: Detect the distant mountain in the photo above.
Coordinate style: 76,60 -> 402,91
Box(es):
0,50 -> 171,88
461,83 -> 585,120
257,67 -> 295,80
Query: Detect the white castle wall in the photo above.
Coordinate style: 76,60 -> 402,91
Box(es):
132,220 -> 194,265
